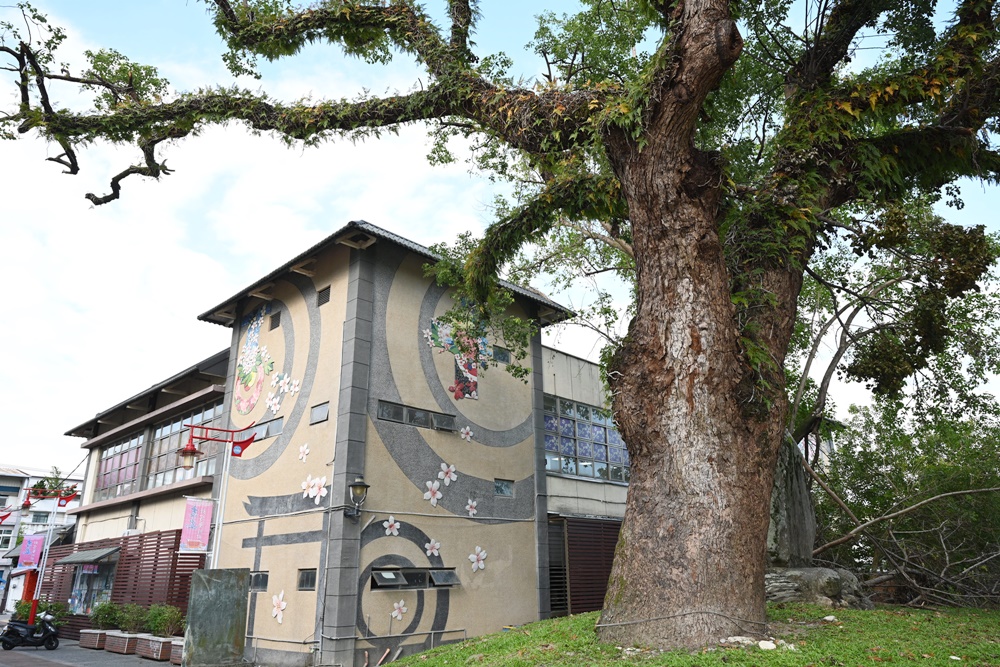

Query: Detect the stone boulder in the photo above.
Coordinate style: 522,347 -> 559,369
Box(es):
765,567 -> 873,609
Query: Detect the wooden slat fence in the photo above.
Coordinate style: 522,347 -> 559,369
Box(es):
38,529 -> 206,639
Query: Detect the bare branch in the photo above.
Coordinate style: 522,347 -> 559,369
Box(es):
813,487 -> 1000,556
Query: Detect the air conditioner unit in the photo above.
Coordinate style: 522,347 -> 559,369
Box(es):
122,529 -> 140,537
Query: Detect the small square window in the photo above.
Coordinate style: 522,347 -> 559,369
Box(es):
310,402 -> 330,425
270,312 -> 281,330
266,417 -> 284,438
371,570 -> 403,588
431,413 -> 456,431
297,569 -> 317,591
377,401 -> 405,423
406,408 -> 431,428
492,346 -> 511,364
494,479 -> 514,497
429,569 -> 461,587
250,571 -> 269,592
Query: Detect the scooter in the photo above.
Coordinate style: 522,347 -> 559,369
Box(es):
0,611 -> 59,650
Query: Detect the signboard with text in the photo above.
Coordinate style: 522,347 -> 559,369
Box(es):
180,498 -> 213,552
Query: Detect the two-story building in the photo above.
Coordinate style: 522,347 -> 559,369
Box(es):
46,221 -> 630,663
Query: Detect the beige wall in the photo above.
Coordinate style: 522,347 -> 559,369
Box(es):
221,244 -> 350,656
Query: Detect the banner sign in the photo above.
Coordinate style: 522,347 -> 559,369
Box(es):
180,498 -> 213,552
20,533 -> 45,568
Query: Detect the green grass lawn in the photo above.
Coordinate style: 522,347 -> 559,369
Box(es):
394,604 -> 1000,667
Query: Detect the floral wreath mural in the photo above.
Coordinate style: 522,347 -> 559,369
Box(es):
234,306 -> 274,415
423,320 -> 492,400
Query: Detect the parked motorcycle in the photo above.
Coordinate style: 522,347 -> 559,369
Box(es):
0,611 -> 59,650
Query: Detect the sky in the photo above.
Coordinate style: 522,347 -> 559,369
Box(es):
0,1 -> 996,475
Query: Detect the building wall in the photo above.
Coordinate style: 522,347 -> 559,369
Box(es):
219,243 -> 351,664
540,350 -> 627,520
353,251 -> 539,662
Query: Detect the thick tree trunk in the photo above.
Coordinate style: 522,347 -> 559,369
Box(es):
596,142 -> 795,647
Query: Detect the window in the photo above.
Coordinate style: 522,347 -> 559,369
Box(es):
269,312 -> 281,330
0,527 -> 12,550
492,346 -> 511,364
250,571 -> 269,592
246,417 -> 283,442
31,512 -> 50,524
317,286 -> 331,306
297,569 -> 317,591
494,479 -> 514,497
147,400 -> 225,491
310,402 -> 330,425
377,401 -> 456,432
95,432 -> 144,501
371,568 -> 458,590
543,395 -> 630,483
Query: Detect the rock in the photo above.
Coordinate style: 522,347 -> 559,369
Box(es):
766,567 -> 871,608
720,636 -> 756,646
758,640 -> 777,650
822,615 -> 837,622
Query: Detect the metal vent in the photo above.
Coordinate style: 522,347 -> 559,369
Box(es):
269,312 -> 280,330
317,286 -> 331,306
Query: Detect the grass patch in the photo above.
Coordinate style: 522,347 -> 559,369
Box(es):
394,604 -> 1000,667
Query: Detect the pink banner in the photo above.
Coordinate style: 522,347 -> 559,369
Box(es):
20,533 -> 45,568
180,498 -> 214,552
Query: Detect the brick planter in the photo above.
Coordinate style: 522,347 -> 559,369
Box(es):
104,631 -> 140,654
79,629 -> 107,650
137,635 -> 173,661
170,639 -> 184,665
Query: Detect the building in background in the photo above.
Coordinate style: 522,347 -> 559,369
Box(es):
0,465 -> 82,613
37,221 -> 631,662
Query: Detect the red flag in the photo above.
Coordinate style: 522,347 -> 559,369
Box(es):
0,511 -> 10,523
57,491 -> 79,507
230,432 -> 256,458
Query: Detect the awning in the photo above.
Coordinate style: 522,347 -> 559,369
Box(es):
56,547 -> 120,565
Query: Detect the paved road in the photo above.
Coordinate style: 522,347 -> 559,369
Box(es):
0,639 -> 152,667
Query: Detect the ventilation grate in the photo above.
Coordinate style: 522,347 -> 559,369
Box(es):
317,286 -> 331,307
269,312 -> 281,330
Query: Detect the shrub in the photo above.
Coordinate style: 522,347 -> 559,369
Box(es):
146,604 -> 184,637
90,601 -> 122,630
12,600 -> 69,626
12,600 -> 30,621
118,603 -> 148,634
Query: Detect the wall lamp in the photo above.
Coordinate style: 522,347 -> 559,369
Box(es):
344,476 -> 370,521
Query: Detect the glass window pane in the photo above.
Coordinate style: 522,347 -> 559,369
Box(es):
407,409 -> 431,428
310,402 -> 330,424
559,400 -> 574,418
592,426 -> 606,443
560,437 -> 576,456
543,395 -> 556,413
577,459 -> 595,477
378,402 -> 404,422
493,479 -> 514,496
577,405 -> 590,421
559,418 -> 574,437
594,461 -> 609,480
544,434 -> 559,452
610,465 -> 624,482
545,453 -> 562,472
576,422 -> 591,440
561,457 -> 578,476
543,414 -> 558,432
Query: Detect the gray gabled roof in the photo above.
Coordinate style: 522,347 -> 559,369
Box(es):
198,220 -> 571,327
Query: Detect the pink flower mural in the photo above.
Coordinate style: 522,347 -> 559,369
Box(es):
383,515 -> 400,536
424,480 -> 443,506
272,591 -> 287,623
438,463 -> 458,486
425,539 -> 441,557
460,426 -> 474,442
468,546 -> 487,572
465,499 -> 478,517
390,600 -> 407,620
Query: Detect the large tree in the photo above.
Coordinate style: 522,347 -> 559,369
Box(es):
4,0 -> 1000,649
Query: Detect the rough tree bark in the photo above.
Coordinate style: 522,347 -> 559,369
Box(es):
595,2 -> 799,647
